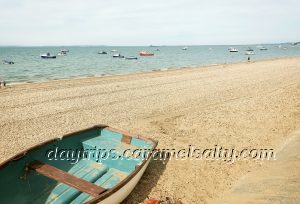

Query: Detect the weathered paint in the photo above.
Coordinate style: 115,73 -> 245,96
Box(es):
0,126 -> 157,204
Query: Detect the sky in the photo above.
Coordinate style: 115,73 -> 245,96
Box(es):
0,0 -> 299,46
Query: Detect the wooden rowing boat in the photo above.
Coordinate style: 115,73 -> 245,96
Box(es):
0,125 -> 158,204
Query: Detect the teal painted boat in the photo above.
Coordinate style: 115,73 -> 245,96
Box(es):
0,125 -> 157,204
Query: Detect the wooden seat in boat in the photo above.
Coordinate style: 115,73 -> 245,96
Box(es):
29,159 -> 128,204
71,168 -> 129,203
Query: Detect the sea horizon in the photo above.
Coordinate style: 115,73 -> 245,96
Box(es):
0,42 -> 298,47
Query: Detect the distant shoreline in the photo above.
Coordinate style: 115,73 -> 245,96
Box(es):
3,55 -> 300,87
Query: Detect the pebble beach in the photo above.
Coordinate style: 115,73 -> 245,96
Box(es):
0,57 -> 300,203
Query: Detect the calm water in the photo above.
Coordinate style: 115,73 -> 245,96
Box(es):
1,44 -> 300,83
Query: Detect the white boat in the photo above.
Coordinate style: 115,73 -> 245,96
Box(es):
2,59 -> 14,64
113,53 -> 124,58
259,47 -> 268,51
57,50 -> 67,56
111,50 -> 117,52
125,56 -> 138,60
40,53 -> 56,59
182,47 -> 188,50
61,49 -> 69,52
228,47 -> 238,52
245,51 -> 255,55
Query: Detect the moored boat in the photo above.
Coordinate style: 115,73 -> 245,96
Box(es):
2,59 -> 14,64
61,49 -> 69,52
0,125 -> 157,204
111,50 -> 117,52
139,52 -> 154,56
57,50 -> 67,56
125,56 -> 138,60
182,47 -> 188,50
228,47 -> 238,52
98,51 -> 107,54
40,53 -> 56,59
113,54 -> 124,58
245,51 -> 255,55
259,46 -> 268,51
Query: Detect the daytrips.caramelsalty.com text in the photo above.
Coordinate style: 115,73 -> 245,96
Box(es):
45,145 -> 276,164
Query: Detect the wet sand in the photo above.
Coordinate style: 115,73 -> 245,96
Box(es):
0,57 -> 300,203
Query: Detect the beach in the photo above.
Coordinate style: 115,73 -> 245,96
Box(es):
0,57 -> 300,203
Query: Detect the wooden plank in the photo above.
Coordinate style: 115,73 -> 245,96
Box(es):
28,160 -> 106,197
121,134 -> 132,144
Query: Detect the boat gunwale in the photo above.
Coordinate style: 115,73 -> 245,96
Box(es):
0,124 -> 107,169
0,124 -> 158,203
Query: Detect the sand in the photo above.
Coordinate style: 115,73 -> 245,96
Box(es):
213,129 -> 300,203
0,57 -> 300,203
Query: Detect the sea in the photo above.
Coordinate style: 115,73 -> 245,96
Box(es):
0,44 -> 300,84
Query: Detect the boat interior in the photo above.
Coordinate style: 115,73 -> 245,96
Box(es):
0,126 -> 155,204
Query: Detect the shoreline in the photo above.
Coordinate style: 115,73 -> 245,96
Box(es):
3,55 -> 300,88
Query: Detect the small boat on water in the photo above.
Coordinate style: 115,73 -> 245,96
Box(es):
228,47 -> 238,52
125,56 -> 138,60
259,46 -> 268,51
57,52 -> 66,56
139,52 -> 154,56
182,47 -> 188,50
246,47 -> 254,52
245,51 -> 255,55
111,50 -> 117,52
61,49 -> 69,52
98,51 -> 107,54
57,50 -> 67,56
113,53 -> 124,58
0,125 -> 157,204
40,53 -> 56,59
2,59 -> 14,64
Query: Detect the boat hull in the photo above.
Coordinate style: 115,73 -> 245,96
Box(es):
139,52 -> 154,56
2,60 -> 14,64
245,51 -> 255,55
0,125 -> 158,204
41,56 -> 56,59
98,158 -> 151,204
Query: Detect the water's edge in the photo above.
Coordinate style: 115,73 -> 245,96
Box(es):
6,55 -> 300,87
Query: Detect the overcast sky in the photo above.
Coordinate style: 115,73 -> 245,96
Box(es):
0,0 -> 299,46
